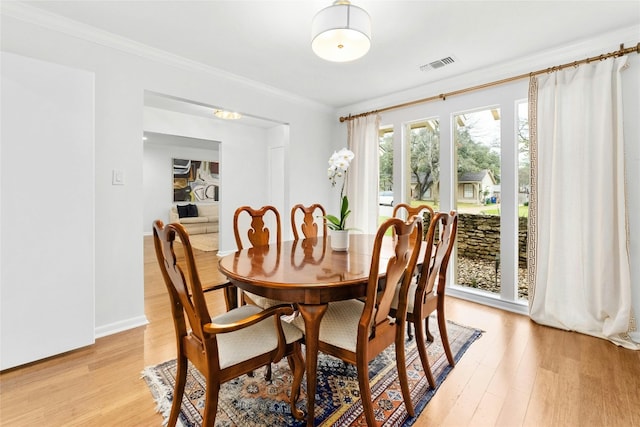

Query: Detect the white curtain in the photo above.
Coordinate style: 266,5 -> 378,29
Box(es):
528,56 -> 639,349
347,114 -> 381,234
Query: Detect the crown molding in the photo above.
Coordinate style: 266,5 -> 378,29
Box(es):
1,2 -> 333,114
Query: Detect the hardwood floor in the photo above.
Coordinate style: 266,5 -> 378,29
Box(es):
1,236 -> 638,426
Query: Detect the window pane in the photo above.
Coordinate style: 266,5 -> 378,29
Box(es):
379,127 -> 393,223
407,119 -> 439,209
454,108 -> 501,294
517,101 -> 530,300
463,183 -> 474,198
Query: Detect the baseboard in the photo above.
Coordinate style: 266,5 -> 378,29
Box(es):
446,287 -> 529,315
94,315 -> 149,339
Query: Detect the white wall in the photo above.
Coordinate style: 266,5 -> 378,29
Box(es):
1,52 -> 95,369
1,8 -> 336,343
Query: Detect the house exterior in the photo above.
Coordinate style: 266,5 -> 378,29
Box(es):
457,170 -> 498,204
411,169 -> 498,205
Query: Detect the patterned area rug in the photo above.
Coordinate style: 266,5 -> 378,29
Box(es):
142,319 -> 481,426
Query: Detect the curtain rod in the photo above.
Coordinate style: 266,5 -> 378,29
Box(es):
339,42 -> 640,123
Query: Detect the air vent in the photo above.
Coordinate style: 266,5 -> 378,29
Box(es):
420,56 -> 455,72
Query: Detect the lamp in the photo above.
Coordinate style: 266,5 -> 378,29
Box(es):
311,0 -> 371,62
213,109 -> 242,120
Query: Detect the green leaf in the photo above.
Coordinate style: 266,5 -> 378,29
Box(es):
324,214 -> 341,229
340,195 -> 349,216
324,196 -> 352,231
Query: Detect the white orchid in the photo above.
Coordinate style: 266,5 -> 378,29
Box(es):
327,148 -> 354,187
325,148 -> 354,230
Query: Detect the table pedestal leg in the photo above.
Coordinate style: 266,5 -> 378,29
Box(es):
297,303 -> 328,427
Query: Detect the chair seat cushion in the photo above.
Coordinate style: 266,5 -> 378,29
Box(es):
293,299 -> 365,353
212,304 -> 303,369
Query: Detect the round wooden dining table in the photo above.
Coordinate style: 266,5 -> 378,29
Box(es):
218,233 -> 401,426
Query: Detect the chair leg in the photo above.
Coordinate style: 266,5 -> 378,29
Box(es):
406,320 -> 414,340
437,309 -> 455,366
201,373 -> 220,427
395,334 -> 415,417
414,318 -> 436,389
288,344 -> 305,420
425,316 -> 434,342
265,363 -> 272,382
167,355 -> 188,427
356,356 -> 376,427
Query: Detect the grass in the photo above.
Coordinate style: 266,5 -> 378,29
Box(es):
480,205 -> 529,217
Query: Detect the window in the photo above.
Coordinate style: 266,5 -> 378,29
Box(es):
463,183 -> 474,198
454,107 -> 501,296
406,119 -> 439,207
376,79 -> 530,314
379,127 -> 393,192
517,100 -> 530,300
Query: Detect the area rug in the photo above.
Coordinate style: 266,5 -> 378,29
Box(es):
142,318 -> 481,426
177,233 -> 218,252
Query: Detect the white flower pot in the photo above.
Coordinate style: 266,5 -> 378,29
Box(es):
330,230 -> 349,251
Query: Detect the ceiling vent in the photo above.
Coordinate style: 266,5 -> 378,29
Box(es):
420,56 -> 455,72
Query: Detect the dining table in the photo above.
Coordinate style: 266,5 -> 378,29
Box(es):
217,233 -> 412,426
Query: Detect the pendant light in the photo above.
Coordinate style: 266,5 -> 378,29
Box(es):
311,0 -> 371,62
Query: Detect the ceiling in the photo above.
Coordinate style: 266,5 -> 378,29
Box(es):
17,1 -> 640,109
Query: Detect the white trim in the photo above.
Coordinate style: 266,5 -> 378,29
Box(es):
95,315 -> 149,339
446,286 -> 528,316
0,2 -> 331,114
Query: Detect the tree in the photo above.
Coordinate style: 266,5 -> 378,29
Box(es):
409,122 -> 440,200
379,130 -> 393,190
455,123 -> 501,183
379,113 -> 503,202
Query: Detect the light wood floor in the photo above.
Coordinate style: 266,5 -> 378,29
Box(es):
1,236 -> 639,426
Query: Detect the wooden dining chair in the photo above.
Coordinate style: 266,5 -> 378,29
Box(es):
152,220 -> 304,426
392,203 -> 435,338
233,205 -> 284,309
390,210 -> 458,390
290,203 -> 327,239
392,202 -> 434,242
293,216 -> 423,426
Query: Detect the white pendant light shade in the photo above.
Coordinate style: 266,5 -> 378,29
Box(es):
312,1 -> 371,62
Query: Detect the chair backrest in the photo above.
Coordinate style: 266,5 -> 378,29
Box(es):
152,220 -> 211,344
417,210 -> 458,297
290,203 -> 327,240
361,216 -> 423,339
233,205 -> 282,250
392,203 -> 435,242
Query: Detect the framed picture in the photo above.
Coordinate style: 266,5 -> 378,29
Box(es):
173,158 -> 219,202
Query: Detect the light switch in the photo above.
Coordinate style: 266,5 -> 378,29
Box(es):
112,169 -> 125,185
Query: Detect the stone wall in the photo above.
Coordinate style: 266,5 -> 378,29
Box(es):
454,213 -> 528,267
